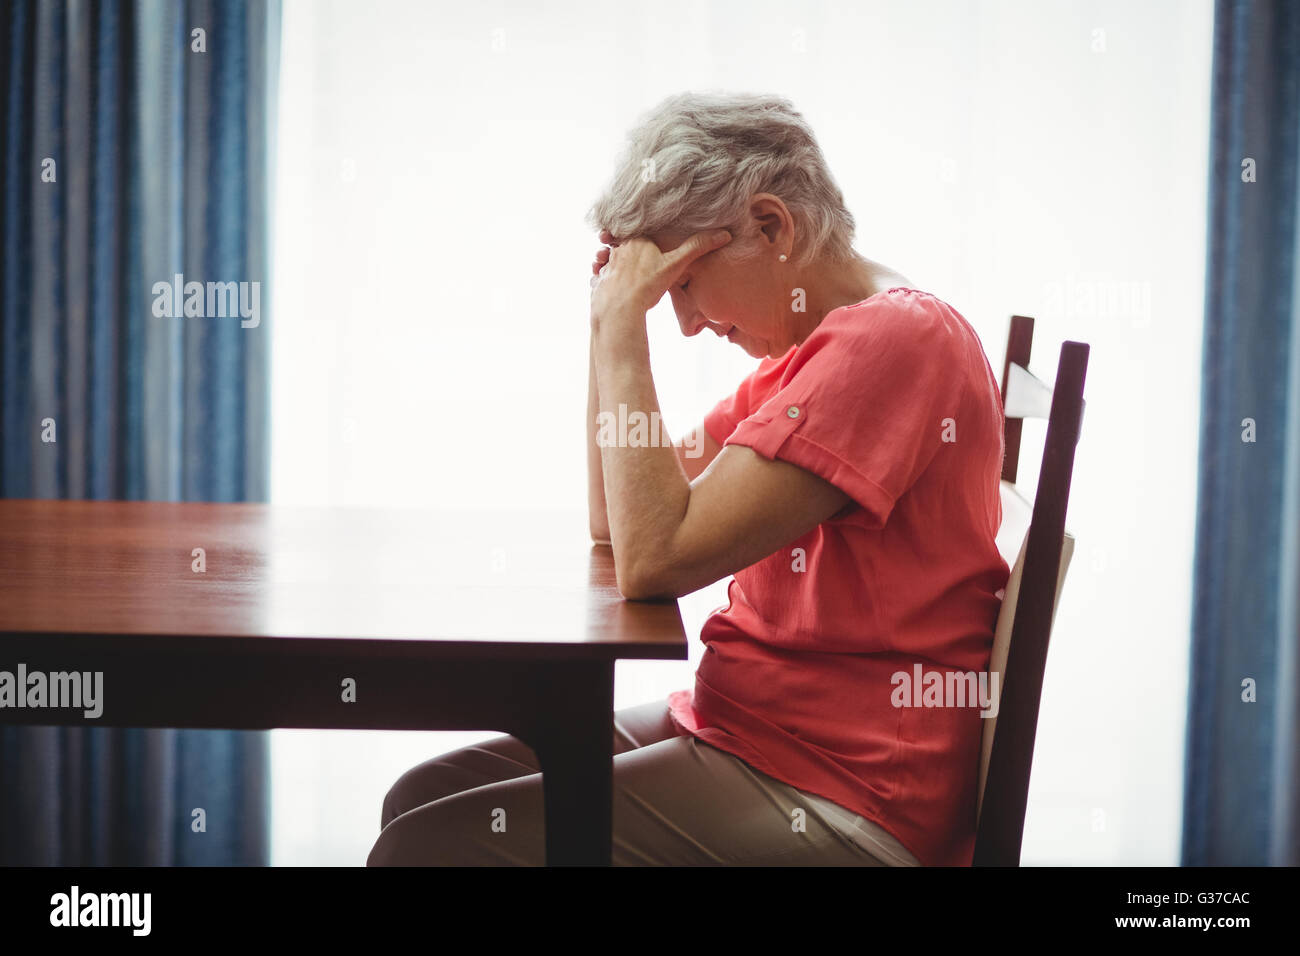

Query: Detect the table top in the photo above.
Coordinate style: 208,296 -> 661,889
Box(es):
0,499 -> 687,661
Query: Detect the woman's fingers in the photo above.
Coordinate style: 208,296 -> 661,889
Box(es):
663,229 -> 731,275
592,245 -> 611,275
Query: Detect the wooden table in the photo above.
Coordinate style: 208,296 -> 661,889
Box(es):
0,499 -> 687,866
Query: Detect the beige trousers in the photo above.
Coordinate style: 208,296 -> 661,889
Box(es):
367,698 -> 918,866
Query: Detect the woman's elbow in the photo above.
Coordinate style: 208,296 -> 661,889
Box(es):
615,557 -> 681,602
589,512 -> 611,544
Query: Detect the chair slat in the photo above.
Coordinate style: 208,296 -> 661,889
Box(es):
1004,361 -> 1054,419
1005,361 -> 1087,423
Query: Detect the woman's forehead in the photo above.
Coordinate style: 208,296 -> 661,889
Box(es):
647,231 -> 688,253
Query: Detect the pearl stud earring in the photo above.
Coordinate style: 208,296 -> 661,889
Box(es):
779,254 -> 788,262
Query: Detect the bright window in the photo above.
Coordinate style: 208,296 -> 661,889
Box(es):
270,0 -> 1212,865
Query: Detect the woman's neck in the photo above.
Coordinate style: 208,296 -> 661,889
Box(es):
790,254 -> 910,346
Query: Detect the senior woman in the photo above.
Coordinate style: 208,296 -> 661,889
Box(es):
369,91 -> 1010,867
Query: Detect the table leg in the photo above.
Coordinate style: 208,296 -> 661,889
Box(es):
528,659 -> 614,866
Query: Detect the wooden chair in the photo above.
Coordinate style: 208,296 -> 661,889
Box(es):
973,315 -> 1089,866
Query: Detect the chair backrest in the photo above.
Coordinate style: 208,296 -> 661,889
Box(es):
973,315 -> 1088,866
977,483 -> 1075,816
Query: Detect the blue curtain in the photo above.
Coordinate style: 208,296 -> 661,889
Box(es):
0,0 -> 280,864
1184,0 -> 1300,866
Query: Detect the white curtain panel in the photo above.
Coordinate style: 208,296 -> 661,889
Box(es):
269,0 -> 1212,865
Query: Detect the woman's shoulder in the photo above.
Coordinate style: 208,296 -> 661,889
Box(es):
810,287 -> 991,389
826,285 -> 962,343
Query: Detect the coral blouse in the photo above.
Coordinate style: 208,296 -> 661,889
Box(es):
667,288 -> 1010,866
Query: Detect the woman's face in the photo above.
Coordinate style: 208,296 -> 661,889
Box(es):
651,230 -> 791,359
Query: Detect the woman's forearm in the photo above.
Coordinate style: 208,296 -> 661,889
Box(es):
585,230 -> 728,579
593,314 -> 692,596
587,330 -> 612,543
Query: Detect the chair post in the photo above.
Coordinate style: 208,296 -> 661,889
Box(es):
975,339 -> 1089,866
1002,316 -> 1036,483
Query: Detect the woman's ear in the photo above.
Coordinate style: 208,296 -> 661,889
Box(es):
747,193 -> 794,253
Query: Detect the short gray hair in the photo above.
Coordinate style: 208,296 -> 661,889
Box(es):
585,91 -> 857,266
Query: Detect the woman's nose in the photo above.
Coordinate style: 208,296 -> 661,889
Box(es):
679,311 -> 709,337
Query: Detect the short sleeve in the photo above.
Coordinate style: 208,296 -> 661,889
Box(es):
722,291 -> 971,529
702,348 -> 795,446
